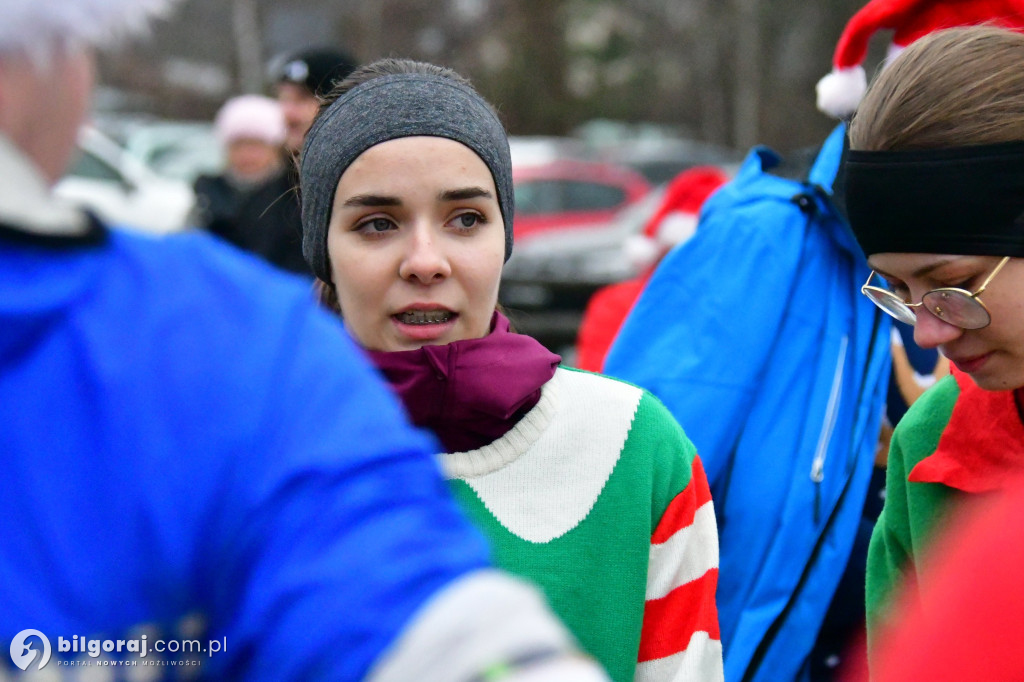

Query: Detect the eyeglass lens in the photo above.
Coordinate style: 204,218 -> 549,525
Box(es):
921,289 -> 991,329
864,288 -> 917,325
864,287 -> 991,329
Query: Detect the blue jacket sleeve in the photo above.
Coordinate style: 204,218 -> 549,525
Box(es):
200,300 -> 492,680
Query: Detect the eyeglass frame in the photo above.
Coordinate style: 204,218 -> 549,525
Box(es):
860,255 -> 1011,329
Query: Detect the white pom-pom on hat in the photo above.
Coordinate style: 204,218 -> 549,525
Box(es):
816,0 -> 1024,119
816,66 -> 867,119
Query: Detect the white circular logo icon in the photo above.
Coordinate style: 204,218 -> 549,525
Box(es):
10,629 -> 51,671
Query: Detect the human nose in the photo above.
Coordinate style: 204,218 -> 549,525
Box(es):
912,305 -> 963,349
398,224 -> 451,284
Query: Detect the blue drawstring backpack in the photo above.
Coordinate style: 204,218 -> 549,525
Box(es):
605,124 -> 891,682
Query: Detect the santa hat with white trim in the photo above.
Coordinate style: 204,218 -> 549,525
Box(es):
816,0 -> 1024,119
624,166 -> 728,271
0,0 -> 178,57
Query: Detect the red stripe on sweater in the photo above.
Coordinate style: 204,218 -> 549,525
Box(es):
638,568 -> 720,662
651,456 -> 713,544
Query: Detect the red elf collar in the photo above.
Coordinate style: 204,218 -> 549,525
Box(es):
908,367 -> 1024,493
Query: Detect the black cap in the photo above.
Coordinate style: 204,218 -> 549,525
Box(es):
274,48 -> 358,99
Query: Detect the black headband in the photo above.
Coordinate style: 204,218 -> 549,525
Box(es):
845,141 -> 1024,257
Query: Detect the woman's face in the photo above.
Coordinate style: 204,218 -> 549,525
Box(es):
868,253 -> 1024,390
326,136 -> 506,352
227,138 -> 281,182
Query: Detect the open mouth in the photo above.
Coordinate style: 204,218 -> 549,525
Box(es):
395,310 -> 454,325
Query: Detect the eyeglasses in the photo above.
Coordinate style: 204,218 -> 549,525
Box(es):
861,256 -> 1010,330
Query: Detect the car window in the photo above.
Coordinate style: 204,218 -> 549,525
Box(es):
66,149 -> 124,184
515,180 -> 627,216
515,180 -> 562,216
561,181 -> 626,212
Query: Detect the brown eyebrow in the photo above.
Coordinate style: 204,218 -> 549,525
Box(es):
438,187 -> 493,202
342,194 -> 402,208
871,258 -> 962,281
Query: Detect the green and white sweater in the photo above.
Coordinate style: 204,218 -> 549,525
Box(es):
438,367 -> 723,682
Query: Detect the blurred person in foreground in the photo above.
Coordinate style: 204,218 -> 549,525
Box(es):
0,1 -> 609,680
300,56 -> 722,682
842,24 -> 1024,665
847,481 -> 1024,682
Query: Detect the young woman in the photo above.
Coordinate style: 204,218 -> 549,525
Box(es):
299,58 -> 722,682
842,25 -> 1024,650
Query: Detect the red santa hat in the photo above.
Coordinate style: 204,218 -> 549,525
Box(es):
624,166 -> 728,271
816,0 -> 1024,118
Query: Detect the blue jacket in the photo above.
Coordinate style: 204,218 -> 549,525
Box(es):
605,125 -> 891,681
0,222 -> 490,679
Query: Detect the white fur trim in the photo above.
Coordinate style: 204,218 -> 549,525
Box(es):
654,212 -> 699,247
624,234 -> 661,271
367,570 -> 607,682
815,66 -> 867,119
0,0 -> 179,56
0,134 -> 89,236
885,42 -> 906,65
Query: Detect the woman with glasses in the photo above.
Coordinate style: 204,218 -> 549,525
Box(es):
843,25 -> 1024,653
298,58 -> 723,682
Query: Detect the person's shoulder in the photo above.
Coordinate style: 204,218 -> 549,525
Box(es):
556,366 -> 687,437
897,373 -> 961,431
890,373 -> 961,464
105,227 -> 319,334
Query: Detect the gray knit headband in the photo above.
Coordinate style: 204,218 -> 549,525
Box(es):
300,72 -> 514,283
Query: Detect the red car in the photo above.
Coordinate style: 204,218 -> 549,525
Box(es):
512,158 -> 652,242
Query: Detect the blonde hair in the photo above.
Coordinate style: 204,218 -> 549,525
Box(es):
849,26 -> 1024,152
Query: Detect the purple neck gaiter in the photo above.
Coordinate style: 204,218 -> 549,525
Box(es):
366,312 -> 561,453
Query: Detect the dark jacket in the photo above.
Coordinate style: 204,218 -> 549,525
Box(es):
192,166 -> 309,276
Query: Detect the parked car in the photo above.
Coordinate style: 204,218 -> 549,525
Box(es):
500,185 -> 667,357
604,138 -> 742,185
121,120 -> 224,184
512,157 -> 652,242
55,126 -> 195,234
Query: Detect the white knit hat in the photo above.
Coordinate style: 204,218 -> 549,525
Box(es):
214,95 -> 286,147
0,0 -> 178,56
815,0 -> 1024,119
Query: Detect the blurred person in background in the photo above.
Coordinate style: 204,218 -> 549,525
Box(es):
843,24 -> 1024,667
574,166 -> 727,373
0,1 -> 611,680
301,56 -> 723,682
209,47 -> 359,277
273,47 -> 358,156
191,94 -> 294,258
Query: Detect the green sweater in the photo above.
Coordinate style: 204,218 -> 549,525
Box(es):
866,375 -> 960,639
438,367 -> 723,682
867,370 -> 1024,653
